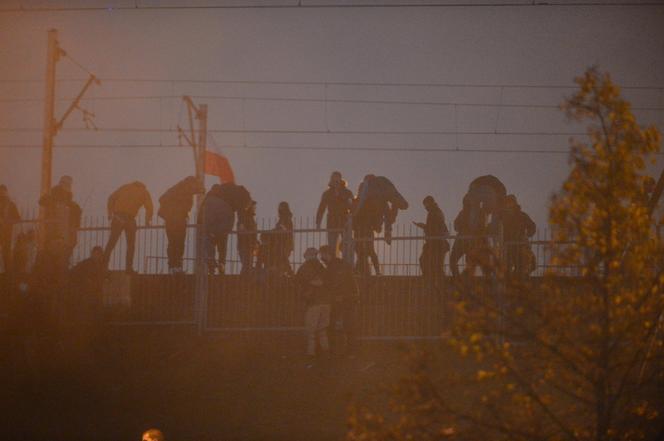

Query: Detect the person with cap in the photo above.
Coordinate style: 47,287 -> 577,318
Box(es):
316,171 -> 354,257
0,184 -> 20,273
237,200 -> 259,275
319,244 -> 359,356
296,247 -> 331,358
413,195 -> 449,290
38,175 -> 82,263
158,176 -> 204,274
103,181 -> 153,273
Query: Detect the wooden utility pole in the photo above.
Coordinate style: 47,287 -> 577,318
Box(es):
41,29 -> 60,198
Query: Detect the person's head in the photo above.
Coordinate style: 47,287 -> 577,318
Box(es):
422,195 -> 436,211
504,194 -> 518,209
90,246 -> 104,263
59,175 -> 73,192
142,428 -> 164,441
318,245 -> 334,264
303,247 -> 319,262
329,171 -> 343,187
0,184 -> 7,198
278,201 -> 292,218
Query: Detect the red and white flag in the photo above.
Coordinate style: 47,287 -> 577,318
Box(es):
204,145 -> 235,184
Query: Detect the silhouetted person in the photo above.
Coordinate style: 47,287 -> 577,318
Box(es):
39,175 -> 81,262
68,246 -> 106,327
352,197 -> 380,276
237,200 -> 258,274
491,194 -> 536,277
414,196 -> 449,289
275,201 -> 294,276
355,174 -> 408,244
0,184 -> 20,273
296,247 -> 331,358
450,176 -> 507,278
316,171 -> 353,257
200,184 -> 234,275
103,181 -> 153,273
158,176 -> 204,273
320,244 -> 359,356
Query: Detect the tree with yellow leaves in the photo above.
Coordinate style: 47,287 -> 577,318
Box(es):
347,68 -> 664,441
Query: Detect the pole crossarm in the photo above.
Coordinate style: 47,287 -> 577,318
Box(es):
55,74 -> 101,133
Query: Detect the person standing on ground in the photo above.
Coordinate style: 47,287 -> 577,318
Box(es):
316,171 -> 353,257
296,247 -> 331,358
414,195 -> 449,290
103,181 -> 153,273
0,185 -> 20,273
158,176 -> 204,274
319,244 -> 359,356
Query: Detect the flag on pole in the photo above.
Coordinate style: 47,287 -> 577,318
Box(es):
204,145 -> 235,184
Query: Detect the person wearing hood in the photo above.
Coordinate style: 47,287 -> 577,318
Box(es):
39,175 -> 82,262
316,171 -> 353,257
413,196 -> 449,289
0,185 -> 20,273
158,176 -> 204,273
103,181 -> 153,273
199,184 -> 236,275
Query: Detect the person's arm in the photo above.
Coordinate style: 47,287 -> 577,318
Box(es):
412,221 -> 425,230
316,191 -> 327,228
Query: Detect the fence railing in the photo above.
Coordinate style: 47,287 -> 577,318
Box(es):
2,216 -> 580,277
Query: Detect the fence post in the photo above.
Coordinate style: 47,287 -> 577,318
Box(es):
342,217 -> 354,267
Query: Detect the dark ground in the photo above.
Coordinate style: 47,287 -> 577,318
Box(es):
1,327 -> 416,441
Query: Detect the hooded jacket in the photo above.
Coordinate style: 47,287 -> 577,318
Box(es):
0,196 -> 20,227
107,182 -> 153,220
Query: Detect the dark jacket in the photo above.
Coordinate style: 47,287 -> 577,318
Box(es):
425,204 -> 450,251
324,257 -> 359,306
296,259 -> 330,306
0,196 -> 20,228
158,178 -> 200,222
108,182 -> 153,220
492,205 -> 536,242
237,208 -> 258,251
69,257 -> 106,295
316,182 -> 353,228
199,185 -> 234,236
39,184 -> 82,241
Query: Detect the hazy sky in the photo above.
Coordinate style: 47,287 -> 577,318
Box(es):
1,1 -> 663,231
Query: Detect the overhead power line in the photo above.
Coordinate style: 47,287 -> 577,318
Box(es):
2,143 -> 657,156
0,127 -> 591,136
1,77 -> 663,91
0,1 -> 661,12
0,94 -> 662,112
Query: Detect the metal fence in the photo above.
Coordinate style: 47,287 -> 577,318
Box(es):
1,215 -> 580,337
